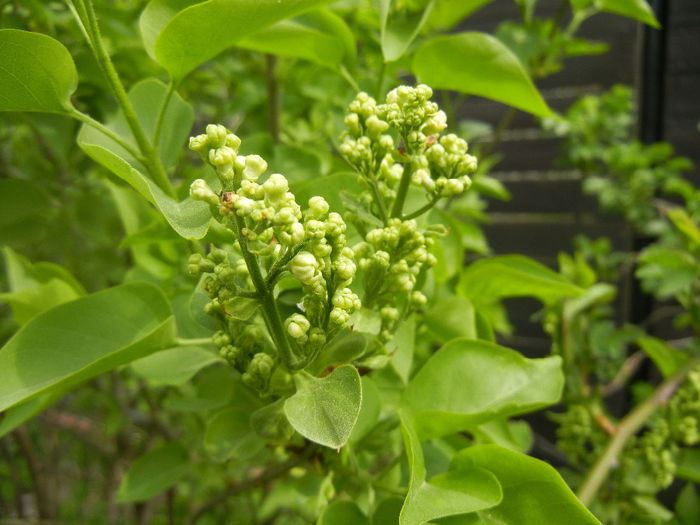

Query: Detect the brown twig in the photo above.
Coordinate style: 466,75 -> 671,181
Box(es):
12,427 -> 52,519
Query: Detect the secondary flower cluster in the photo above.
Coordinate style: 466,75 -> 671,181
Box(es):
353,218 -> 434,342
187,124 -> 360,381
189,248 -> 273,392
339,84 -> 477,211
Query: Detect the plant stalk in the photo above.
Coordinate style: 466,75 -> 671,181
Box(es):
577,356 -> 700,505
82,0 -> 175,198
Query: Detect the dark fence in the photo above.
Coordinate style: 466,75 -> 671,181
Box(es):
454,0 -> 700,357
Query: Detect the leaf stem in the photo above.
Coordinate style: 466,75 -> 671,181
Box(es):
402,193 -> 441,220
82,0 -> 175,198
577,356 -> 700,506
70,109 -> 142,160
367,175 -> 390,224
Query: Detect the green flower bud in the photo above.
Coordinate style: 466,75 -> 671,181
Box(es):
242,352 -> 275,392
289,251 -> 320,285
285,313 -> 311,340
334,257 -> 356,280
190,179 -> 221,206
329,307 -> 350,326
332,288 -> 361,311
263,173 -> 289,203
380,306 -> 399,321
305,220 -> 326,239
308,196 -> 330,219
234,196 -> 256,216
242,155 -> 267,181
422,109 -> 447,135
234,258 -> 249,278
410,291 -> 427,306
365,114 -> 389,137
325,212 -> 346,237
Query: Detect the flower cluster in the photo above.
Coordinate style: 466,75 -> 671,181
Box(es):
339,85 -> 477,214
187,124 -> 360,378
353,218 -> 434,342
630,367 -> 700,488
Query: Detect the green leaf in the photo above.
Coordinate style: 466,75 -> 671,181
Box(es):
458,255 -> 584,306
563,283 -> 616,322
0,393 -> 61,438
0,282 -> 176,412
251,398 -> 295,440
667,208 -> 700,248
412,33 -> 552,117
307,330 -> 367,375
0,29 -> 77,113
425,0 -> 493,31
78,80 -> 211,240
389,315 -> 415,383
204,407 -> 265,461
222,296 -> 260,320
596,0 -> 660,28
318,500 -> 369,525
284,365 -> 362,449
131,346 -> 222,386
349,376 -> 381,443
140,0 -> 336,80
399,412 -> 503,524
1,247 -> 86,325
637,336 -> 690,378
676,483 -> 700,525
348,307 -> 382,335
401,339 -> 563,441
237,9 -> 355,69
116,442 -> 190,503
428,208 -> 464,283
447,445 -> 602,524
378,0 -> 436,62
473,418 -> 533,453
424,295 -> 476,343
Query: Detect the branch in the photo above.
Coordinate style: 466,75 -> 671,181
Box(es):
577,356 -> 700,505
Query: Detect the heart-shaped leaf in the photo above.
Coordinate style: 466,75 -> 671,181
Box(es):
284,365 -> 362,449
0,29 -> 77,113
412,32 -> 552,117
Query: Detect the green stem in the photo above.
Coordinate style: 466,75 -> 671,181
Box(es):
577,356 -> 700,506
83,0 -> 175,198
231,214 -> 296,369
368,175 -> 390,224
70,109 -> 142,160
391,155 -> 414,218
265,54 -> 280,144
339,65 -> 360,92
264,242 -> 307,288
402,193 -> 441,220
